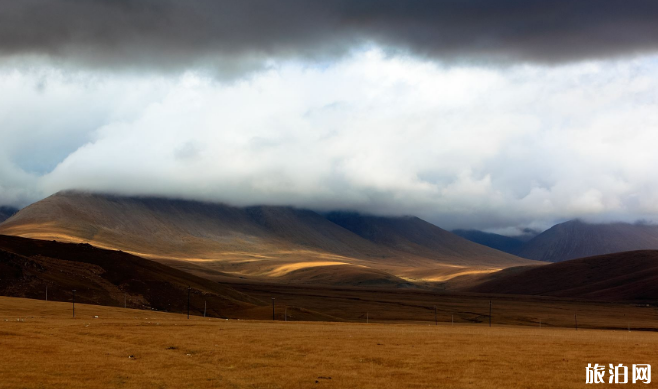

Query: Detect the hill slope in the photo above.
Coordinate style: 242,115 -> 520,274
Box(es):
467,250 -> 658,302
517,219 -> 658,262
0,234 -> 261,316
0,192 -> 536,283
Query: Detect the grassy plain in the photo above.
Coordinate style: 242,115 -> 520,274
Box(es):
232,282 -> 658,331
1,296 -> 656,389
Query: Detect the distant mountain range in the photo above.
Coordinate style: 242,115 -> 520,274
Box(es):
452,229 -> 535,255
0,206 -> 18,223
0,191 -> 536,286
455,219 -> 658,262
3,192 -> 658,304
5,190 -> 658,287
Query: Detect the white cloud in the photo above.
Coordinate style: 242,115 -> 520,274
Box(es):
1,50 -> 658,231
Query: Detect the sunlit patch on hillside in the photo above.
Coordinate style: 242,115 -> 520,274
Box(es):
421,269 -> 502,282
264,261 -> 350,277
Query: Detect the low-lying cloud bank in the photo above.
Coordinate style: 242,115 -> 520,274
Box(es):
2,50 -> 658,233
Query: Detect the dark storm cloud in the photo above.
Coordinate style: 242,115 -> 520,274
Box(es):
1,0 -> 658,72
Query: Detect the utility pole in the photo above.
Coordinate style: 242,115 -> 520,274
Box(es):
271,298 -> 275,320
434,306 -> 437,326
285,306 -> 287,322
204,300 -> 207,318
575,313 -> 578,331
46,286 -> 48,302
72,290 -> 76,318
124,293 -> 127,309
489,301 -> 492,327
187,286 -> 191,319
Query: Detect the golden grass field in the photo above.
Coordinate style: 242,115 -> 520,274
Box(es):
1,296 -> 656,389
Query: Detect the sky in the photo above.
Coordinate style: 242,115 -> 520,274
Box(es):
1,0 -> 658,234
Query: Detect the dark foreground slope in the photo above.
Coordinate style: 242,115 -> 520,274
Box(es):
517,219 -> 658,262
0,234 -> 262,316
468,250 -> 658,302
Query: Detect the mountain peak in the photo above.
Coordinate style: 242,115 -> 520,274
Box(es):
518,220 -> 658,262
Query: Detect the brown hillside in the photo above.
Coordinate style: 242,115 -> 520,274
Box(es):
325,212 -> 524,267
0,191 -> 537,284
467,250 -> 658,302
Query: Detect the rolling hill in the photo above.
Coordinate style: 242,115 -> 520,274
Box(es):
517,219 -> 658,262
0,191 -> 537,284
467,250 -> 658,302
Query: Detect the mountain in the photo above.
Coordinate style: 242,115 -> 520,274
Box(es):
517,219 -> 658,262
324,212 -> 532,279
453,220 -> 658,263
467,250 -> 658,302
0,191 -> 537,284
451,229 -> 528,255
0,206 -> 18,223
0,234 -> 261,317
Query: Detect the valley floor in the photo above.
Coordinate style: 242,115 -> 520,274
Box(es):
1,297 -> 656,389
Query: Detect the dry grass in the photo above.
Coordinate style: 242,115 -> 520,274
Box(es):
1,296 -> 656,389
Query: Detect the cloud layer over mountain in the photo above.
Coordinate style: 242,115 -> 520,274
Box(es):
1,1 -> 658,233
